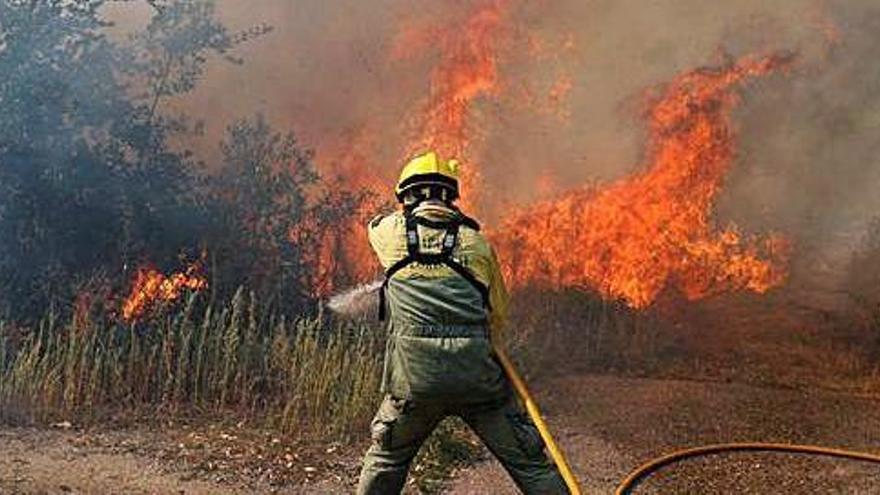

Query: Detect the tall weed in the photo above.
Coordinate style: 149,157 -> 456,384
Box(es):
0,291 -> 382,440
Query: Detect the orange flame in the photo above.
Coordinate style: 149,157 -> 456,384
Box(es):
397,0 -> 510,211
121,263 -> 208,322
301,0 -> 512,296
295,131 -> 389,297
301,3 -> 795,311
492,53 -> 795,308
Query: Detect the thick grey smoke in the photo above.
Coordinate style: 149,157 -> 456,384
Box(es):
723,1 -> 880,291
109,0 -> 880,296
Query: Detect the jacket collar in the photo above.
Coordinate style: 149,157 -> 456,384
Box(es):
410,201 -> 458,221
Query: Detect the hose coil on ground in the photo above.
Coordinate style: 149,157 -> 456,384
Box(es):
614,442 -> 880,494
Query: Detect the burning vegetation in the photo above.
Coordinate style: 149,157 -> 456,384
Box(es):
0,0 -> 876,360
397,0 -> 507,162
295,0 -> 513,297
300,0 -> 795,311
495,53 -> 794,308
2,0 -> 856,328
121,263 -> 208,322
103,1 -> 798,324
1,0 -> 869,325
5,2 -> 880,492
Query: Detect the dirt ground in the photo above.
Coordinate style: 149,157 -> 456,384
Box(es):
451,375 -> 880,494
2,374 -> 879,494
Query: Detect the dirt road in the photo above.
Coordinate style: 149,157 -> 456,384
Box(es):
2,375 -> 879,494
0,427 -> 234,495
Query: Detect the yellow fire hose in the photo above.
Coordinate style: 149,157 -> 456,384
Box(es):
493,345 -> 583,495
613,442 -> 880,495
491,346 -> 880,495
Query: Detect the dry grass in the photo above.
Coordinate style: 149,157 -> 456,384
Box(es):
0,289 -> 382,440
0,286 -> 672,493
0,288 -> 662,433
0,288 -> 504,492
507,289 -> 676,379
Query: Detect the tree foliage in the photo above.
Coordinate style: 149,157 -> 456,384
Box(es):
0,0 -> 345,320
208,114 -> 319,310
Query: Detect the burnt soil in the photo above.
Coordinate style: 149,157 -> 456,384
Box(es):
2,374 -> 879,494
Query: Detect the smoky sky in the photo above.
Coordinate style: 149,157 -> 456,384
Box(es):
104,0 -> 880,286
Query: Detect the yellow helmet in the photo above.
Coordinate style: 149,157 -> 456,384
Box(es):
395,151 -> 460,202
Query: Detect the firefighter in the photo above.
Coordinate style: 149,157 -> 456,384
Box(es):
357,151 -> 567,494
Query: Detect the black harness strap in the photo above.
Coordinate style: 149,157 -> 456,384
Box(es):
378,212 -> 489,321
378,214 -> 419,321
443,257 -> 491,307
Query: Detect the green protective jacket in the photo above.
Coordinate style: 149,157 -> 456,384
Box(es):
368,201 -> 511,402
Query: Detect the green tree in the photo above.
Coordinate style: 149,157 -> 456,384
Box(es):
0,0 -> 258,319
209,114 -> 318,310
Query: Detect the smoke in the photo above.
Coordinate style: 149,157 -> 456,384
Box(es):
108,0 -> 880,299
724,1 -> 880,289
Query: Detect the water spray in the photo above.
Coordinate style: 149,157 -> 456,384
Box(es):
325,279 -> 383,317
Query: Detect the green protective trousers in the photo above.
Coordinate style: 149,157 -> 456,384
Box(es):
356,394 -> 568,495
